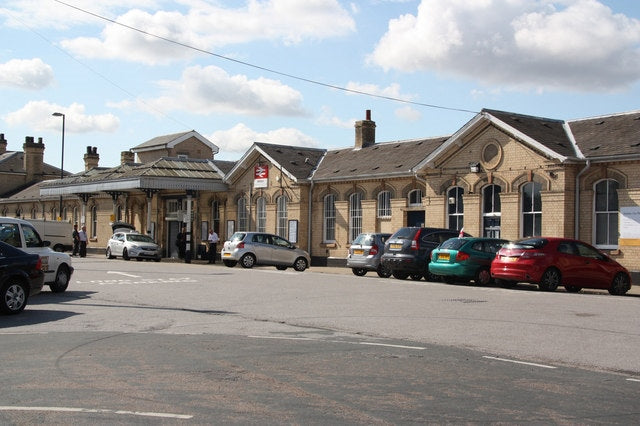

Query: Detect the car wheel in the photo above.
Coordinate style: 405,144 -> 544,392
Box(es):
392,271 -> 408,280
410,273 -> 423,281
122,248 -> 130,261
376,264 -> 392,278
106,247 -> 115,259
609,273 -> 630,296
565,285 -> 582,293
293,257 -> 308,272
475,267 -> 492,286
50,265 -> 70,293
223,259 -> 237,268
538,268 -> 560,292
351,268 -> 367,276
425,270 -> 442,283
1,280 -> 28,315
240,254 -> 256,268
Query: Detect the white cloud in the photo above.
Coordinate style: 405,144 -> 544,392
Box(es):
4,101 -> 119,133
395,106 -> 421,122
125,65 -> 307,116
316,106 -> 355,129
345,81 -> 414,100
369,0 -> 640,92
0,58 -> 54,90
54,0 -> 355,64
209,123 -> 319,154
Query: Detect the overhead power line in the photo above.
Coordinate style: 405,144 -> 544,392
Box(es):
53,0 -> 478,115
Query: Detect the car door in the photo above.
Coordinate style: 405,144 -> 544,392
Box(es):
112,233 -> 125,256
270,235 -> 294,265
574,242 -> 613,288
250,234 -> 273,264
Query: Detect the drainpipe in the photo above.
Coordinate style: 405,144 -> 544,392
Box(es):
574,160 -> 591,239
307,180 -> 314,255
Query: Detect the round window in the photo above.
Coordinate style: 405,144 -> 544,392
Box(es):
481,141 -> 502,170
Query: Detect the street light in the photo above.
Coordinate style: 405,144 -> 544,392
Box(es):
52,112 -> 65,220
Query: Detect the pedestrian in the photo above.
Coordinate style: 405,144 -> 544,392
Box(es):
176,226 -> 187,259
78,225 -> 88,257
72,224 -> 79,256
207,229 -> 219,264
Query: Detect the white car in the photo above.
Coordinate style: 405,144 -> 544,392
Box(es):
106,232 -> 161,262
0,217 -> 73,293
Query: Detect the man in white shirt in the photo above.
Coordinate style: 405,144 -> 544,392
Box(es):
78,225 -> 88,257
207,229 -> 219,264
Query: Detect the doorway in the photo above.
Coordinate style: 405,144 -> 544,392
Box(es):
407,211 -> 425,227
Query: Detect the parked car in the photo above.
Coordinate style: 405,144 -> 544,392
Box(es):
429,237 -> 508,285
346,233 -> 392,277
0,217 -> 73,293
106,232 -> 161,261
25,219 -> 73,252
221,232 -> 310,271
0,241 -> 45,315
490,237 -> 632,295
381,227 -> 469,281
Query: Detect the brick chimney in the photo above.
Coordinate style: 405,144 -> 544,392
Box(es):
121,150 -> 135,165
0,133 -> 7,155
84,146 -> 99,170
23,136 -> 45,183
355,109 -> 376,149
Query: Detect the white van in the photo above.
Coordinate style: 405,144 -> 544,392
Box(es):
0,217 -> 73,292
25,219 -> 73,252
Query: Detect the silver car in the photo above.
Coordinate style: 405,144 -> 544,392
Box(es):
106,232 -> 161,262
221,232 -> 310,271
346,233 -> 392,277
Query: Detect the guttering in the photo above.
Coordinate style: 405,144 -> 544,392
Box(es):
575,160 -> 591,239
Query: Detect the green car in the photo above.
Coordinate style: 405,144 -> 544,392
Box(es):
429,237 -> 508,285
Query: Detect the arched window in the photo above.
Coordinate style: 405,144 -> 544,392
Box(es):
377,190 -> 391,218
276,195 -> 288,237
51,207 -> 56,221
594,179 -> 619,247
482,184 -> 501,238
408,189 -> 423,207
256,197 -> 266,232
211,200 -> 220,234
237,197 -> 248,231
62,207 -> 68,221
349,192 -> 363,243
323,194 -> 336,242
447,187 -> 464,231
30,208 -> 37,219
117,205 -> 123,222
91,206 -> 97,237
522,182 -> 542,237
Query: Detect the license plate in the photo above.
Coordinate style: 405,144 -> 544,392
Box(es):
223,253 -> 231,257
353,249 -> 364,255
504,256 -> 518,262
437,253 -> 450,261
390,243 -> 402,250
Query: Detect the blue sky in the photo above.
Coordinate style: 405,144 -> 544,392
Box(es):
1,0 -> 639,173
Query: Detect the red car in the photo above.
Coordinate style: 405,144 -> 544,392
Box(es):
490,237 -> 631,295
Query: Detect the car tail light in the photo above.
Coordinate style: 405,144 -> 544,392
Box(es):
370,244 -> 379,255
520,250 -> 545,259
411,229 -> 422,250
35,257 -> 42,271
455,251 -> 470,261
237,242 -> 245,249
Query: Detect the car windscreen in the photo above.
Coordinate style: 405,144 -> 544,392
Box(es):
390,228 -> 417,240
352,234 -> 374,245
229,232 -> 246,242
439,238 -> 466,250
127,234 -> 155,243
508,238 -> 548,249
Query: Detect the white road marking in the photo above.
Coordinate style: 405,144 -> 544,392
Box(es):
483,355 -> 557,369
107,271 -> 141,278
626,378 -> 640,382
0,406 -> 192,419
248,335 -> 425,350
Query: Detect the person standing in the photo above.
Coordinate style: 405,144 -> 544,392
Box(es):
176,226 -> 187,259
78,225 -> 88,257
207,229 -> 219,264
72,224 -> 79,256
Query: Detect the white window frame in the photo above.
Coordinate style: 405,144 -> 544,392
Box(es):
521,182 -> 542,238
349,192 -> 362,243
377,190 -> 392,218
323,194 -> 336,243
482,184 -> 501,238
256,197 -> 266,232
276,195 -> 288,238
447,186 -> 464,231
237,197 -> 248,232
594,179 -> 619,249
408,189 -> 423,207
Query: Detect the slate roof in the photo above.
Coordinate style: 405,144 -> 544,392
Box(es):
0,151 -> 67,176
132,131 -> 194,150
312,137 -> 447,181
254,142 -> 326,180
484,109 -> 580,159
568,111 -> 640,159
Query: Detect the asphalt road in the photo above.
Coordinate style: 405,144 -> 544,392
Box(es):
1,255 -> 639,424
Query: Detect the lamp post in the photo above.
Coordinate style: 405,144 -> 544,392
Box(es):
52,112 -> 65,220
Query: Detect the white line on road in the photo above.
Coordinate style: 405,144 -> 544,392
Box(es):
0,406 -> 192,420
107,271 -> 141,278
482,355 -> 557,369
248,335 -> 426,350
626,378 -> 640,382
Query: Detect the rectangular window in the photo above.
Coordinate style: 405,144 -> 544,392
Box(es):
323,195 -> 336,242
